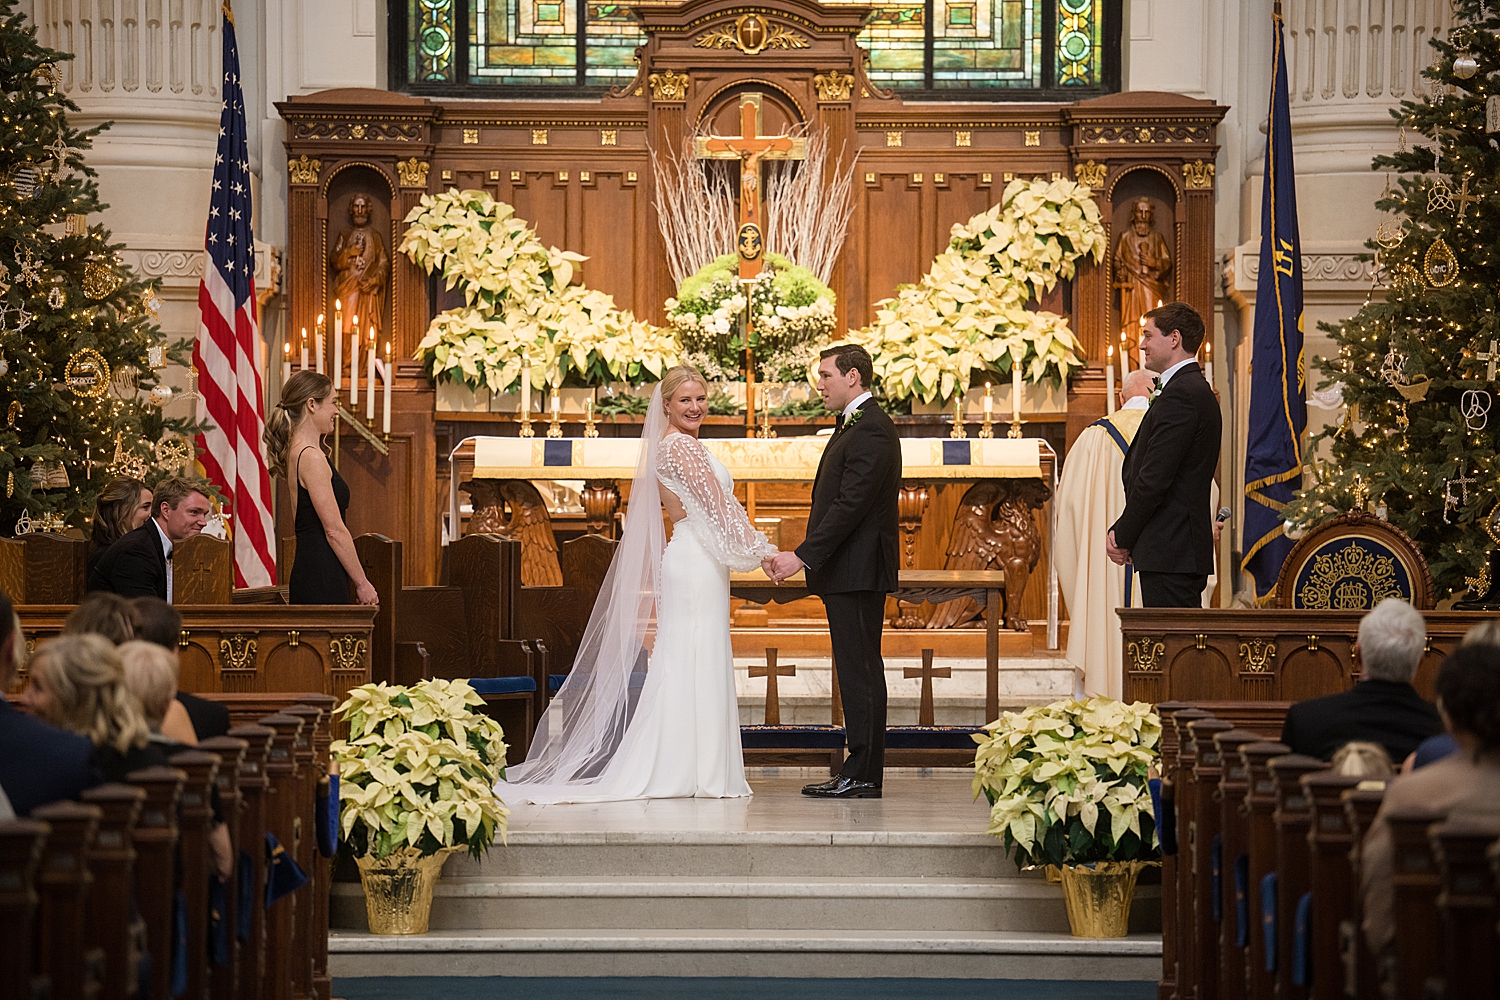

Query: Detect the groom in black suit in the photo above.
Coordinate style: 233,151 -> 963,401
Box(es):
765,344 -> 901,798
1107,301 -> 1221,607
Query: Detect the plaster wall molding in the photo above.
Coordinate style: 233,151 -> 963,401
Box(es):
1225,242 -> 1377,302
116,240 -> 282,297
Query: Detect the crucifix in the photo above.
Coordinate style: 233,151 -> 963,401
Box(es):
1455,173 -> 1481,220
695,93 -> 806,436
1475,338 -> 1499,382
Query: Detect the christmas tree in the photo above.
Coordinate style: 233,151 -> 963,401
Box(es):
0,4 -> 200,536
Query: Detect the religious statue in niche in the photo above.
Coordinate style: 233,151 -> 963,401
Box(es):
330,193 -> 389,338
1113,197 -> 1173,350
462,478 -> 564,587
920,479 -> 1052,632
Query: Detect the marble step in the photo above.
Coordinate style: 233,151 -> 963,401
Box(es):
331,874 -> 1162,934
328,928 -> 1162,980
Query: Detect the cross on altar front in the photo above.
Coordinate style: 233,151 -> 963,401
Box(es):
693,93 -> 807,281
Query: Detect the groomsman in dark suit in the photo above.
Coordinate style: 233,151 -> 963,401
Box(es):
1106,302 -> 1221,608
764,344 -> 902,798
89,477 -> 212,602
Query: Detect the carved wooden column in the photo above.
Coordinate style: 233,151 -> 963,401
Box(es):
581,480 -> 621,536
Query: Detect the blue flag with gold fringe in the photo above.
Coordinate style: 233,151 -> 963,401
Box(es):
1242,7 -> 1306,602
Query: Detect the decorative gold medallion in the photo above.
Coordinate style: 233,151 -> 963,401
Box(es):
1375,218 -> 1406,249
219,634 -> 258,671
83,255 -> 124,299
65,348 -> 112,398
646,69 -> 690,101
812,69 -> 854,101
1423,235 -> 1459,287
694,14 -> 809,55
110,364 -> 139,399
737,222 -> 763,262
1428,179 -> 1456,214
107,431 -> 149,479
153,434 -> 193,473
287,154 -> 323,185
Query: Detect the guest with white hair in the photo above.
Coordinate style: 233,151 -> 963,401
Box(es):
1280,598 -> 1444,762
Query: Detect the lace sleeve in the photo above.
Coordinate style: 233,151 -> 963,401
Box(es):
658,434 -> 776,571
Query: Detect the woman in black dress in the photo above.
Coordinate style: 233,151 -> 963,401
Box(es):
262,371 -> 378,605
86,477 -> 152,586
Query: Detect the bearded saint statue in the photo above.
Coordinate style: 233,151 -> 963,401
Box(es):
1113,198 -> 1173,344
330,194 -> 389,337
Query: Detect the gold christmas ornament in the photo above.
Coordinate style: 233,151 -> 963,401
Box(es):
14,250 -> 41,286
45,284 -> 63,309
14,511 -> 31,534
6,401 -> 19,427
1375,219 -> 1406,249
109,364 -> 139,399
1428,179 -> 1457,214
148,383 -> 173,407
64,214 -> 86,237
153,435 -> 193,473
147,343 -> 165,368
5,471 -> 12,498
64,348 -> 111,398
83,256 -> 123,299
1423,235 -> 1460,287
29,459 -> 68,489
106,431 -> 148,479
141,286 -> 161,317
1390,262 -> 1424,295
32,63 -> 61,92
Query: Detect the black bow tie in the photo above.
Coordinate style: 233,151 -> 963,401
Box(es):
835,413 -> 846,432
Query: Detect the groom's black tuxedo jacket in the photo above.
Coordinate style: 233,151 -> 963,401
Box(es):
796,397 -> 902,595
89,521 -> 169,600
1111,361 -> 1220,575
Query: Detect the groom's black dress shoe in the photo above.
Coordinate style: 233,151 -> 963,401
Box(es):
801,775 -> 882,798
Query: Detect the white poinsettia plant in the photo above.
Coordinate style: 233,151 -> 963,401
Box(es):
847,177 -> 1105,404
972,696 -> 1160,869
332,678 -> 510,861
400,189 -> 678,392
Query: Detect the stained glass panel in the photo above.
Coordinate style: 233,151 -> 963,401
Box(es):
411,0 -> 457,83
1056,0 -> 1101,86
932,0 -> 1039,89
470,0 -> 577,86
585,3 -> 646,87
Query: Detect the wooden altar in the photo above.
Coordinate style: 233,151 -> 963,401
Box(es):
275,0 -> 1227,591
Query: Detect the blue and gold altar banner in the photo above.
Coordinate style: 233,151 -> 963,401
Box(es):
471,436 -> 1046,481
1242,7 -> 1307,603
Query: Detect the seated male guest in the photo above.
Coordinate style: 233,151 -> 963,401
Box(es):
1280,598 -> 1443,763
130,597 -> 229,741
1360,642 -> 1500,951
0,591 -> 101,814
89,477 -> 211,602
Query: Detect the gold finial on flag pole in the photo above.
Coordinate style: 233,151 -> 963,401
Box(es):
222,0 -> 234,24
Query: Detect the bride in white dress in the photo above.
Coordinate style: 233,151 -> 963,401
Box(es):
498,365 -> 777,804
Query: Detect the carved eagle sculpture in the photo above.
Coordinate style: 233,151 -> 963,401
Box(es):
924,478 -> 1052,631
461,478 -> 564,587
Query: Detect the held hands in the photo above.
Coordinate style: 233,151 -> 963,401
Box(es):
763,551 -> 804,584
354,579 -> 380,605
1105,530 -> 1131,567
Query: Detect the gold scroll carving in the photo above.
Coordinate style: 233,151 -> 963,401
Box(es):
1182,159 -> 1215,189
288,154 -> 322,186
396,157 -> 430,188
1074,159 -> 1107,188
1127,637 -> 1166,672
647,69 -> 690,101
1237,639 -> 1277,673
694,15 -> 809,55
813,69 -> 854,101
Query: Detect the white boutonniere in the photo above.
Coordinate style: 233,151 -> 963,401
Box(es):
843,407 -> 864,430
1147,377 -> 1163,407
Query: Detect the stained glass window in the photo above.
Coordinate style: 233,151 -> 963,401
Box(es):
396,0 -> 1113,96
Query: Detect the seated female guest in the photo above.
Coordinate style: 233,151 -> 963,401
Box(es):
262,370 -> 378,605
86,477 -> 152,585
23,633 -> 160,782
62,592 -> 198,744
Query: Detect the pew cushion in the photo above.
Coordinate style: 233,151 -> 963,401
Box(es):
740,726 -> 846,749
1261,872 -> 1278,972
1149,778 -> 1177,855
1292,890 -> 1313,985
237,850 -> 254,942
467,677 -> 539,696
265,832 -> 309,906
884,726 -> 984,750
317,774 -> 340,858
172,890 -> 188,997
1234,854 -> 1250,947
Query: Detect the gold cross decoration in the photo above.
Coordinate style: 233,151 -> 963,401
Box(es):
903,648 -> 952,727
1455,173 -> 1481,220
749,647 -> 797,726
1475,339 -> 1499,382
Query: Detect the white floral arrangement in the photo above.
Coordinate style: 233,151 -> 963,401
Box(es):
847,178 -> 1105,404
332,678 -> 510,861
666,252 -> 837,383
971,696 -> 1160,869
400,189 -> 678,392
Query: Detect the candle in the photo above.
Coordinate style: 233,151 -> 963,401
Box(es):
367,329 -> 377,421
282,342 -> 291,383
983,381 -> 993,417
1011,360 -> 1023,424
520,358 -> 532,421
383,341 -> 392,435
1138,316 -> 1146,368
332,317 -> 342,390
300,328 -> 309,370
1105,346 -> 1116,413
315,314 -> 325,373
1204,341 -> 1214,385
334,298 -> 343,337
1119,329 -> 1129,382
350,328 -> 360,406
551,383 -> 561,416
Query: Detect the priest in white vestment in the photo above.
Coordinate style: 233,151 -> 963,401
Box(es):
1056,369 -> 1156,700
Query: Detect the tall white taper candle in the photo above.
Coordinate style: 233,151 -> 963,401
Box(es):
367,330 -> 377,421
383,342 -> 392,435
1105,346 -> 1116,414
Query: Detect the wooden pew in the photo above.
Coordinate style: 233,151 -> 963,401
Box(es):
1189,717 -> 1233,1000
1340,786 -> 1386,1000
1240,740 -> 1290,1000
126,767 -> 184,1000
1269,754 -> 1326,1000
1301,771 -> 1363,1000
1385,806 -> 1447,1000
1169,707 -> 1215,1000
1213,728 -> 1262,1000
199,735 -> 249,1000
283,703 -> 330,1000
1153,700 -> 1194,1000
0,818 -> 48,999
224,726 -> 274,1000
169,749 -> 221,1000
259,713 -> 304,1000
30,799 -> 103,1000
79,784 -> 147,1000
1429,818 -> 1500,1000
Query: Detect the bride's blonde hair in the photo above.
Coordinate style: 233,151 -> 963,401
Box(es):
658,365 -> 708,413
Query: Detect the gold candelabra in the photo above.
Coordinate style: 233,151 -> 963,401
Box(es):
949,393 -> 967,439
978,383 -> 995,438
1007,361 -> 1024,439
759,382 -> 779,438
546,386 -> 564,438
584,397 -> 599,438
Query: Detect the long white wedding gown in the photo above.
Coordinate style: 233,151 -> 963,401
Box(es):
497,430 -> 775,804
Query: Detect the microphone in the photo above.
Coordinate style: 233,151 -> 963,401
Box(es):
1216,507 -> 1231,523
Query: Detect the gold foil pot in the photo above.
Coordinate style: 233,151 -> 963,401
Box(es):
355,847 -> 457,935
1058,860 -> 1147,938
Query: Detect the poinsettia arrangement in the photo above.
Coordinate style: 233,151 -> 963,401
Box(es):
400,189 -> 678,392
846,178 -> 1105,404
972,696 -> 1160,869
332,678 -> 510,861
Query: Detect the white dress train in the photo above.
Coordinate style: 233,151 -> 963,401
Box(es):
498,432 -> 775,804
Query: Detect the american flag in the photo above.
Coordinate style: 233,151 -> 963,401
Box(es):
192,3 -> 275,588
